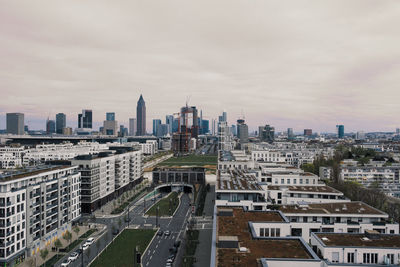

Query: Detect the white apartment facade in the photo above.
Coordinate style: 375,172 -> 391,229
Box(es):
311,231 -> 400,266
0,166 -> 80,266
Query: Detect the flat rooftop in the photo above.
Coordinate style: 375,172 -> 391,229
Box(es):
279,201 -> 386,215
0,166 -> 73,182
315,233 -> 400,248
218,170 -> 262,191
217,208 -> 314,266
268,185 -> 342,194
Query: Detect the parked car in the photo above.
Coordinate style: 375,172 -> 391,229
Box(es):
82,243 -> 89,251
112,228 -> 120,235
85,237 -> 95,246
68,252 -> 79,262
61,259 -> 71,267
164,230 -> 170,236
75,248 -> 82,255
173,240 -> 181,248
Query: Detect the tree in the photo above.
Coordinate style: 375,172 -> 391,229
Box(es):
54,239 -> 62,259
40,249 -> 49,267
63,230 -> 72,245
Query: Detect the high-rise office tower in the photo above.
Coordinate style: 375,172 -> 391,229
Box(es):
166,115 -> 174,134
129,118 -> 137,136
202,120 -> 209,134
46,119 -> 56,134
106,112 -> 115,121
231,124 -> 237,136
153,119 -> 161,136
136,95 -> 146,136
287,128 -> 294,139
336,125 -> 344,138
218,111 -> 227,123
180,106 -> 199,138
237,119 -> 249,143
103,112 -> 118,135
304,129 -> 313,136
259,125 -> 275,142
56,113 -> 66,134
78,109 -> 92,129
6,113 -> 24,135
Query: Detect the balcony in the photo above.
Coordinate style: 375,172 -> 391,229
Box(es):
347,221 -> 360,225
46,195 -> 58,202
46,210 -> 58,218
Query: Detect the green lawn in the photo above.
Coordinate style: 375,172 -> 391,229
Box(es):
146,191 -> 179,216
157,155 -> 217,167
90,229 -> 156,267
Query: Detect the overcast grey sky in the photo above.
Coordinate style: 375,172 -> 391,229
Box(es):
1,0 -> 400,133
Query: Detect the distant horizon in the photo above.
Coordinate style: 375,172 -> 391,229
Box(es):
1,1 -> 400,133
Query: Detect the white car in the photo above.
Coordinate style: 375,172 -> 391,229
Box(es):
61,259 -> 71,267
68,252 -> 79,261
85,237 -> 95,246
82,243 -> 89,251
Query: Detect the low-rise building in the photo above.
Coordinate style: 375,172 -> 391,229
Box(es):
311,231 -> 400,266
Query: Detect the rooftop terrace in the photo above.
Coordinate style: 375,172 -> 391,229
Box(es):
217,208 -> 314,266
217,170 -> 262,191
315,232 -> 400,248
279,201 -> 386,215
0,165 -> 73,182
268,185 -> 342,194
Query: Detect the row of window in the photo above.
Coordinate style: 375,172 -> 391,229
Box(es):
259,228 -> 281,237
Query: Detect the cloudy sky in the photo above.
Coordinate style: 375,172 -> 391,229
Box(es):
1,0 -> 400,133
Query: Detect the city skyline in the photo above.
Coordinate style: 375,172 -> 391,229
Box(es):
1,1 -> 400,132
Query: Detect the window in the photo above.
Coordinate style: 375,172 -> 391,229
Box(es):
276,228 -> 280,237
387,254 -> 394,264
363,253 -> 378,264
303,217 -> 308,222
293,179 -> 297,184
265,228 -> 269,237
271,228 -> 275,237
287,179 -> 290,184
347,252 -> 355,263
281,179 -> 285,184
300,179 -> 303,184
260,228 -> 264,237
332,252 -> 339,263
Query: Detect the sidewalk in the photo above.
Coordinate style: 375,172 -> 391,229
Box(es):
94,181 -> 148,217
193,185 -> 215,267
21,225 -> 91,267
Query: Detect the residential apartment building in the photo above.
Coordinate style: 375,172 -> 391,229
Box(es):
71,148 -> 142,213
0,166 -> 80,266
311,231 -> 400,266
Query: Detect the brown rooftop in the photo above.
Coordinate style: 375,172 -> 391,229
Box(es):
279,202 -> 386,215
217,208 -> 312,266
268,185 -> 342,194
316,233 -> 400,248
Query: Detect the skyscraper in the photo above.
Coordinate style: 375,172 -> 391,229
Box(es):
103,112 -> 118,135
304,129 -> 313,136
153,119 -> 161,136
259,125 -> 275,142
237,119 -> 249,144
56,113 -> 66,134
336,125 -> 344,138
6,113 -> 24,135
287,128 -> 294,140
129,118 -> 137,136
136,94 -> 146,136
106,112 -> 115,121
78,109 -> 92,129
166,115 -> 174,134
46,119 -> 56,134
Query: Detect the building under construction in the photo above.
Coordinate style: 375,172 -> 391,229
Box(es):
172,105 -> 199,154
